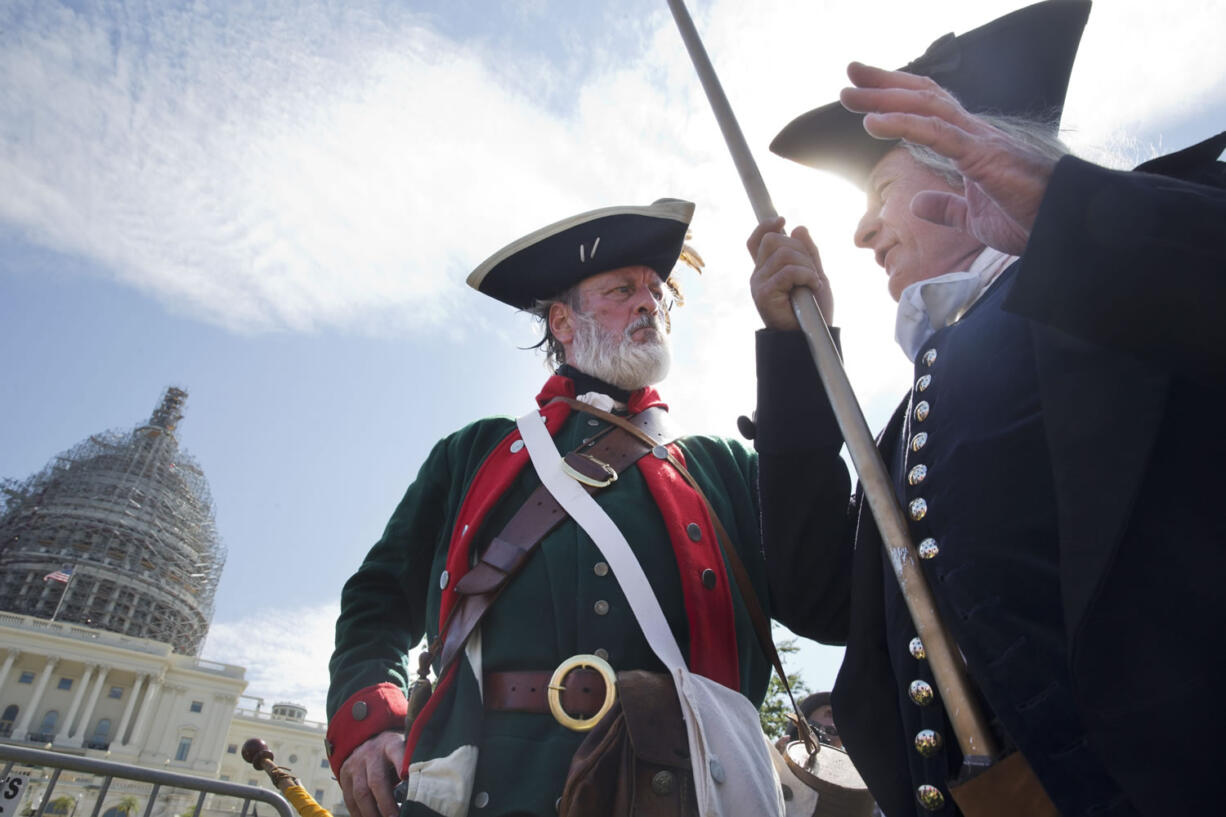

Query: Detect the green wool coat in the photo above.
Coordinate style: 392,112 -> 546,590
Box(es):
329,408 -> 771,816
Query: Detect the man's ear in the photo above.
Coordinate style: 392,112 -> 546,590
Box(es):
549,302 -> 575,345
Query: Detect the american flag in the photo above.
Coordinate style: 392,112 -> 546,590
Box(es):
44,567 -> 73,583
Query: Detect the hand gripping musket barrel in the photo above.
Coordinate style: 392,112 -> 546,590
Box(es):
664,2 -> 1057,814
242,739 -> 333,817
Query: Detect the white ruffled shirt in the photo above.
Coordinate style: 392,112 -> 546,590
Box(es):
894,247 -> 1018,362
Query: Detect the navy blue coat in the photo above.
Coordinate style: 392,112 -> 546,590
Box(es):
757,151 -> 1226,817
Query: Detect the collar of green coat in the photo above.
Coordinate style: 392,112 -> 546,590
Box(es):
536,371 -> 668,414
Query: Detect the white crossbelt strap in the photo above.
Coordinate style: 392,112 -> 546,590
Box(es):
516,409 -> 687,669
516,408 -> 784,817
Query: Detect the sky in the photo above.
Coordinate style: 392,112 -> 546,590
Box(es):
2,0 -> 1224,723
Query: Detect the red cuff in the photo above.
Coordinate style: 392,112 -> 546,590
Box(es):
325,683 -> 408,777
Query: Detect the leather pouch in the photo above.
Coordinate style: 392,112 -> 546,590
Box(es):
558,671 -> 698,817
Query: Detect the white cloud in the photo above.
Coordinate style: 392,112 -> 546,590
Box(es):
202,601 -> 341,721
5,0 -> 1222,339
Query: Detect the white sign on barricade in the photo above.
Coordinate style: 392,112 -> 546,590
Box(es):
0,772 -> 32,817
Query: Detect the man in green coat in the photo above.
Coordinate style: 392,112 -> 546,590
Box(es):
325,198 -> 839,817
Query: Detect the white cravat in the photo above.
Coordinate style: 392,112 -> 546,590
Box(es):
575,391 -> 625,413
894,247 -> 1018,361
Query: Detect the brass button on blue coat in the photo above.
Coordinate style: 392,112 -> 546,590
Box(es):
908,464 -> 928,485
911,432 -> 929,452
916,374 -> 932,392
593,561 -> 609,577
914,401 -> 930,422
686,523 -> 702,541
909,498 -> 928,521
915,729 -> 943,756
701,569 -> 717,589
918,538 -> 939,559
351,701 -> 367,721
909,680 -> 934,706
594,648 -> 609,660
594,600 -> 610,615
909,637 -> 926,660
916,785 -> 945,811
473,791 -> 489,808
922,349 -> 938,367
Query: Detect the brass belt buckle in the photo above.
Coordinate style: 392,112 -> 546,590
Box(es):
561,453 -> 618,488
547,654 -> 617,731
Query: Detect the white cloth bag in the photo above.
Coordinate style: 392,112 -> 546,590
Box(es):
517,409 -> 785,817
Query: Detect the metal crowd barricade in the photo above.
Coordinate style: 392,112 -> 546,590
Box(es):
0,744 -> 293,817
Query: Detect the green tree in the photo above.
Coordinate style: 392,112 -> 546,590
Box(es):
46,797 -> 75,816
758,634 -> 810,738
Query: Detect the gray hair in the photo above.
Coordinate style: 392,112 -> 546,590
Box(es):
527,283 -> 583,371
901,113 -> 1070,188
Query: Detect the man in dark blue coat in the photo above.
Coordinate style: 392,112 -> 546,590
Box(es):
744,2 -> 1226,815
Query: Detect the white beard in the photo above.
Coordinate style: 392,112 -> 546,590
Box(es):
568,311 -> 671,391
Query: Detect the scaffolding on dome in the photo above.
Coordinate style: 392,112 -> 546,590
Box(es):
0,387 -> 226,655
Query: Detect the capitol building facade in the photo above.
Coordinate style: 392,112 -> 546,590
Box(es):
0,389 -> 343,817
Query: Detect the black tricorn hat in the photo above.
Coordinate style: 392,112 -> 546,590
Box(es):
467,199 -> 695,309
1135,130 -> 1226,189
770,0 -> 1092,188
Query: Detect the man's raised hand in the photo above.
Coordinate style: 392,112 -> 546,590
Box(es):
840,62 -> 1058,255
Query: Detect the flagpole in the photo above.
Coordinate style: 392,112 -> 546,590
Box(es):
48,567 -> 74,622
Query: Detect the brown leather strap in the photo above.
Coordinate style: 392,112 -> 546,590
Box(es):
484,669 -> 608,716
435,404 -> 676,676
555,396 -> 820,753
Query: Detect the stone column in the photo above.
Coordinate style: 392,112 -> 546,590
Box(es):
197,693 -> 237,767
11,656 -> 59,739
0,650 -> 20,692
55,663 -> 94,744
69,666 -> 110,747
114,673 -> 146,752
144,682 -> 182,755
128,675 -> 164,754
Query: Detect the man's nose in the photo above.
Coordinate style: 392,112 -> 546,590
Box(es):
854,209 -> 880,249
632,287 -> 663,314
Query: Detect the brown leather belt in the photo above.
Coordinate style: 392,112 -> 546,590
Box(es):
485,669 -> 608,716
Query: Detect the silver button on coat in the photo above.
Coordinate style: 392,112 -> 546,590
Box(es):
909,637 -> 926,660
909,498 -> 928,521
911,432 -> 929,452
914,729 -> 943,756
917,538 -> 939,559
909,680 -> 935,706
908,464 -> 928,485
914,401 -> 930,422
916,785 -> 945,811
922,348 -> 938,367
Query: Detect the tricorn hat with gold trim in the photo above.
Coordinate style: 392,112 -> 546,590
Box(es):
770,0 -> 1091,188
468,198 -> 695,309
